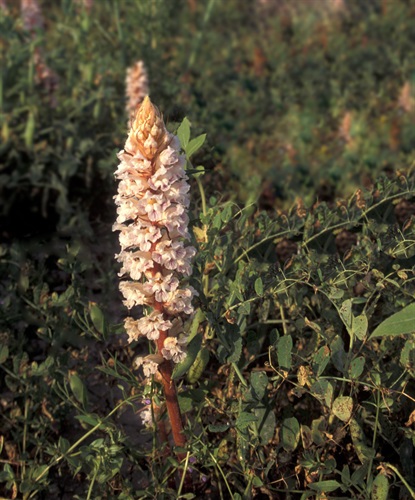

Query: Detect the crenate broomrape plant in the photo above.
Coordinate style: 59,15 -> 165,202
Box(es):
20,0 -> 43,33
113,97 -> 197,437
74,0 -> 94,12
125,61 -> 149,120
20,0 -> 59,107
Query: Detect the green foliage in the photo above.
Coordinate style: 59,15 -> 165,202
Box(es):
1,1 -> 415,499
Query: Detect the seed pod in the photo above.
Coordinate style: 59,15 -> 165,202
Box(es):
24,111 -> 35,149
188,347 -> 210,383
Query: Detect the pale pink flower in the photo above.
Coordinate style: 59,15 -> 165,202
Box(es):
119,281 -> 152,309
133,311 -> 172,341
137,192 -> 171,222
164,287 -> 198,316
161,336 -> 188,364
140,408 -> 153,426
116,250 -> 154,280
135,356 -> 161,377
125,61 -> 149,118
114,97 -> 197,368
74,0 -> 94,13
142,272 -> 179,302
116,151 -> 153,177
21,0 -> 43,33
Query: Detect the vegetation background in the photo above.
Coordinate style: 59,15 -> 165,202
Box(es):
1,0 -> 415,498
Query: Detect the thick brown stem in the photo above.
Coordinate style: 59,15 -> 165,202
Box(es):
158,358 -> 186,451
156,325 -> 186,454
151,261 -> 187,456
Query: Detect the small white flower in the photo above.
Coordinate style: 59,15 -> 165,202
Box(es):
116,250 -> 154,280
124,313 -> 171,342
142,272 -> 179,303
161,336 -> 188,364
137,311 -> 172,340
114,98 -> 196,370
140,408 -> 153,426
164,287 -> 198,315
135,356 -> 161,377
119,281 -> 151,308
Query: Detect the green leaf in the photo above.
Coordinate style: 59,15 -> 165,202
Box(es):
75,414 -> 101,427
400,339 -> 415,369
338,299 -> 353,331
251,371 -> 268,400
187,308 -> 205,344
254,406 -> 276,444
332,396 -> 353,422
371,473 -> 389,500
236,412 -> 257,430
353,314 -> 368,340
369,302 -> 415,338
281,417 -> 300,452
277,335 -> 293,370
226,336 -> 243,363
310,379 -> 333,407
254,277 -> 263,296
186,133 -> 206,157
252,476 -> 263,487
177,117 -> 191,149
90,304 -> 105,335
0,463 -> 14,482
308,480 -> 341,493
0,345 -> 8,364
331,335 -> 346,373
69,373 -> 88,407
349,356 -> 365,379
341,465 -> 351,486
328,288 -> 344,300
350,419 -> 375,463
58,437 -> 70,454
207,424 -> 230,432
351,461 -> 370,485
172,333 -> 203,379
312,345 -> 331,377
311,416 -> 326,446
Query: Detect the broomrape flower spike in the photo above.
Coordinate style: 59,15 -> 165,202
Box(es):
114,96 -> 197,449
125,61 -> 149,121
21,0 -> 43,34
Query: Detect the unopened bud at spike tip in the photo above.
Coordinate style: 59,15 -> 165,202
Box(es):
126,96 -> 169,160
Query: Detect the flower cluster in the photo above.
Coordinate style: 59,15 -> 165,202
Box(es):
21,0 -> 59,108
125,61 -> 149,120
21,0 -> 43,33
74,0 -> 94,13
114,96 -> 197,379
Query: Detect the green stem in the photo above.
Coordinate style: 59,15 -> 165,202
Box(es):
233,229 -> 294,266
177,452 -> 190,496
301,189 -> 415,249
86,457 -> 100,500
367,389 -> 381,488
232,362 -> 248,388
31,396 -> 139,487
208,450 -> 236,500
196,175 -> 210,298
381,463 -> 415,499
196,176 -> 207,218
